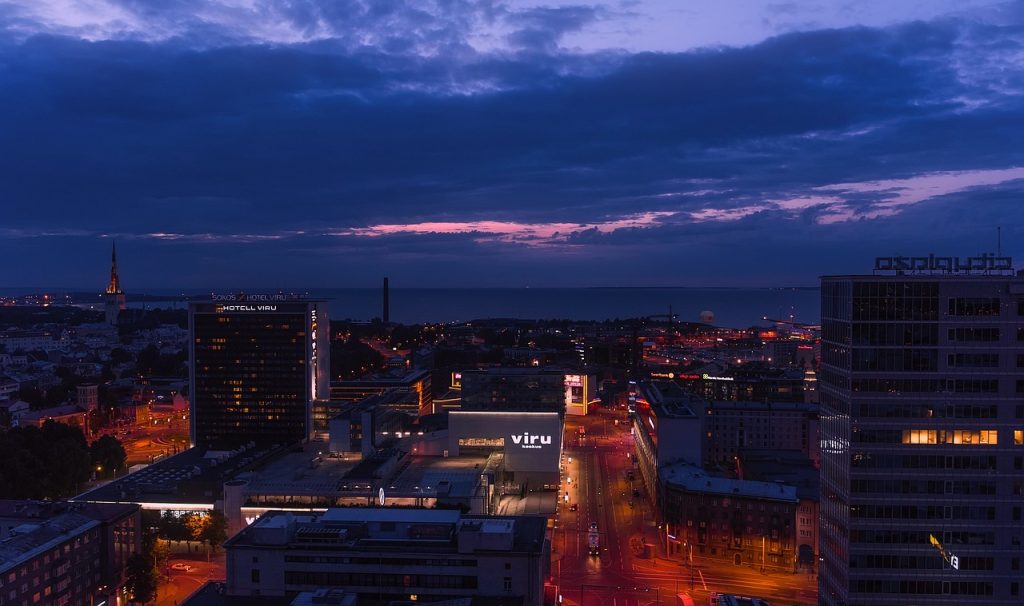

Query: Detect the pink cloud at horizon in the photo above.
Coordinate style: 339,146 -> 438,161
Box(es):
329,211 -> 678,245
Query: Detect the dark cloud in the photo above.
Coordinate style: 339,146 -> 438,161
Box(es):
505,5 -> 602,51
0,9 -> 1022,288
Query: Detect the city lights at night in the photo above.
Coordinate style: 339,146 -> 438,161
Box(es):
1,1 -> 1024,606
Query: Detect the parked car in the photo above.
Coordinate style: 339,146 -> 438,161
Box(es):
170,563 -> 193,572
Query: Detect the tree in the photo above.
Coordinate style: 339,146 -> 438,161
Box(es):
124,553 -> 158,605
184,512 -> 210,545
202,510 -> 229,552
0,421 -> 91,499
90,434 -> 127,476
140,513 -> 169,573
150,538 -> 169,572
157,512 -> 191,543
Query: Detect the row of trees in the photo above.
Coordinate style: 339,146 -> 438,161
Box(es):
0,421 -> 126,499
153,510 -> 229,551
126,510 -> 229,604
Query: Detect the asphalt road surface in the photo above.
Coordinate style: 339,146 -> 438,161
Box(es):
554,407 -> 817,606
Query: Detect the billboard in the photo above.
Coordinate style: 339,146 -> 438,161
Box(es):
564,373 -> 591,416
448,411 -> 562,473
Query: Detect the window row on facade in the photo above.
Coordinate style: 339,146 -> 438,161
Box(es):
851,478 -> 997,496
283,555 -> 478,567
283,570 -> 479,589
851,453 -> 998,470
851,554 -> 994,570
854,403 -> 1001,419
851,529 -> 995,545
851,580 -> 995,597
850,504 -> 995,521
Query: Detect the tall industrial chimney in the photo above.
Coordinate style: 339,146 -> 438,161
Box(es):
383,277 -> 390,324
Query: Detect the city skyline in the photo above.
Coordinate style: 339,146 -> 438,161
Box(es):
2,1 -> 1023,288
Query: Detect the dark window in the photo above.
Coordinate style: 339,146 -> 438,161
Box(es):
947,353 -> 999,368
947,298 -> 1000,316
948,327 -> 1000,342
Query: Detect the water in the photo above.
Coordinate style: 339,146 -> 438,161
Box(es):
328,287 -> 820,327
7,287 -> 821,328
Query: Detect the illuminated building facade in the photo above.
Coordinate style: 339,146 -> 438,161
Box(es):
563,372 -> 595,416
323,369 -> 432,433
460,368 -> 568,415
189,296 -> 329,449
820,266 -> 1024,604
661,463 -> 800,571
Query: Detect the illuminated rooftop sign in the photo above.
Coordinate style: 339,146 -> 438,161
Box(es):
511,432 -> 552,449
212,293 -> 308,302
874,254 -> 1012,274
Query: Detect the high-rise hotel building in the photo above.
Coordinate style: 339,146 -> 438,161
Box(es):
820,255 -> 1024,604
189,296 -> 329,449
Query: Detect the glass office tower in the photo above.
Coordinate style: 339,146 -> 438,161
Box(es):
189,297 -> 329,449
820,265 -> 1024,604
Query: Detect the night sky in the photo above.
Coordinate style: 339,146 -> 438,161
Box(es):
2,0 -> 1023,289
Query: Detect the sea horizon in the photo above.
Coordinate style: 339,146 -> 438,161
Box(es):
2,286 -> 822,328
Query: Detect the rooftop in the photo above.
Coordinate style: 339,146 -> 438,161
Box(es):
331,369 -> 430,386
461,368 -> 569,376
320,508 -> 461,524
0,513 -> 98,573
228,508 -> 547,555
0,500 -> 138,526
738,450 -> 819,502
242,446 -> 492,504
181,583 -> 523,606
639,382 -> 701,418
662,462 -> 798,503
76,444 -> 289,507
17,404 -> 85,421
180,581 -> 287,606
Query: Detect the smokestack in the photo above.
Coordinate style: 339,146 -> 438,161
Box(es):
383,277 -> 390,324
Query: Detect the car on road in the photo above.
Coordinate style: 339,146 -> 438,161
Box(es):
169,563 -> 193,572
590,522 -> 598,531
569,504 -> 578,511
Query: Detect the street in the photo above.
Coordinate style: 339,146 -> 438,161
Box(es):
96,411 -> 190,466
154,548 -> 226,606
554,407 -> 817,606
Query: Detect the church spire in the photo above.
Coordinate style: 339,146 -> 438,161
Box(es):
106,241 -> 122,295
